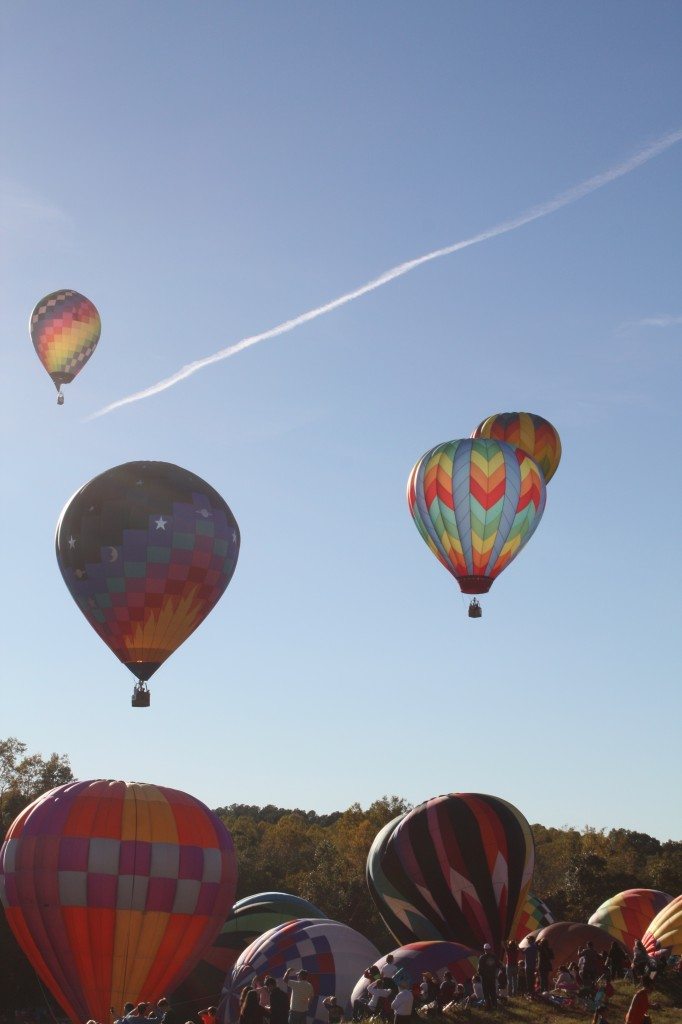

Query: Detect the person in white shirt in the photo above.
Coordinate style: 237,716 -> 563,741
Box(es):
283,968 -> 314,1024
391,984 -> 414,1024
467,975 -> 484,1007
381,955 -> 398,981
366,980 -> 393,1014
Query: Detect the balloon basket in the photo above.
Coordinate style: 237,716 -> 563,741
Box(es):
132,682 -> 150,708
468,598 -> 482,619
57,393 -> 64,406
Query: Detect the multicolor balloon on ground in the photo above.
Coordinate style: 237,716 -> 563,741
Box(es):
30,290 -> 101,404
472,413 -> 562,484
407,439 -> 545,613
519,922 -> 624,967
351,941 -> 477,1004
0,779 -> 237,1024
642,894 -> 682,959
512,893 -> 555,942
366,793 -> 534,952
588,889 -> 672,951
220,918 -> 380,1024
55,461 -> 240,705
172,892 -> 327,1006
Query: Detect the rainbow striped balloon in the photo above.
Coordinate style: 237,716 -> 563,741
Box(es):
472,412 -> 562,483
589,889 -> 672,951
0,779 -> 237,1024
407,437 -> 546,595
30,289 -> 100,403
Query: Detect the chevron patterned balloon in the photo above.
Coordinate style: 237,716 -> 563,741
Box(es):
407,438 -> 546,595
472,412 -> 562,483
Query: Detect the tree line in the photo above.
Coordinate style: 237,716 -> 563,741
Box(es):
1,738 -> 680,1011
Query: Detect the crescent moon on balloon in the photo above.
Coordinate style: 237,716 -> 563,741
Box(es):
107,547 -> 118,562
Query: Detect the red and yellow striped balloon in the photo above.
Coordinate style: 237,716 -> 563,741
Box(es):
643,894 -> 682,959
30,289 -> 100,403
472,412 -> 561,483
0,780 -> 237,1023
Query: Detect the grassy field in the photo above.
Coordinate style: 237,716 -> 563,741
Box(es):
429,976 -> 682,1024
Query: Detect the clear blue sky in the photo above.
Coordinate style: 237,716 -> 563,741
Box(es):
1,2 -> 680,841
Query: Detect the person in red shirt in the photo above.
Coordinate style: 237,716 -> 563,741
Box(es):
626,976 -> 654,1024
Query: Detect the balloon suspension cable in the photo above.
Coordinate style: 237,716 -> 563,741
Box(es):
132,678 -> 151,708
468,597 -> 483,619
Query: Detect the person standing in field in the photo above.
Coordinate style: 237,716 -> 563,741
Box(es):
478,944 -> 499,1009
391,980 -> 414,1024
524,936 -> 538,993
266,977 -> 290,1024
505,940 -> 519,996
626,976 -> 655,1024
284,968 -> 315,1024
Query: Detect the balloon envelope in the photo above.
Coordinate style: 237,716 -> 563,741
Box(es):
0,779 -> 237,1024
220,919 -> 379,1024
55,461 -> 240,685
366,793 -> 534,952
588,889 -> 672,951
512,894 -> 555,942
351,941 -> 477,1004
30,290 -> 100,398
172,892 -> 327,1006
519,922 -> 623,968
472,413 -> 561,484
407,438 -> 545,595
642,894 -> 682,959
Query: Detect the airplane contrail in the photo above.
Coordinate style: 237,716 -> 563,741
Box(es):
92,127 -> 682,418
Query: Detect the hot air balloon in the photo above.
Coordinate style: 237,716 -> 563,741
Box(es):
350,942 -> 477,1004
588,889 -> 672,952
0,779 -> 237,1024
472,413 -> 562,484
512,894 -> 555,942
55,461 -> 240,706
172,892 -> 327,1008
519,922 -> 623,970
642,894 -> 682,959
366,793 -> 534,953
30,290 -> 101,405
220,919 -> 380,1024
407,438 -> 546,617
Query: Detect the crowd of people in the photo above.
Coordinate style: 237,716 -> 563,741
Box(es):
38,935 -> 672,1024
348,937 -> 670,1024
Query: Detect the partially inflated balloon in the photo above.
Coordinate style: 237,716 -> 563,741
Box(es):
589,889 -> 672,951
472,413 -> 561,484
173,892 -> 326,1007
351,941 -> 477,1003
519,922 -> 622,967
366,793 -> 534,953
55,461 -> 240,700
407,439 -> 545,596
0,780 -> 237,1024
643,894 -> 682,959
30,290 -> 100,404
220,919 -> 380,1024
512,894 -> 555,942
